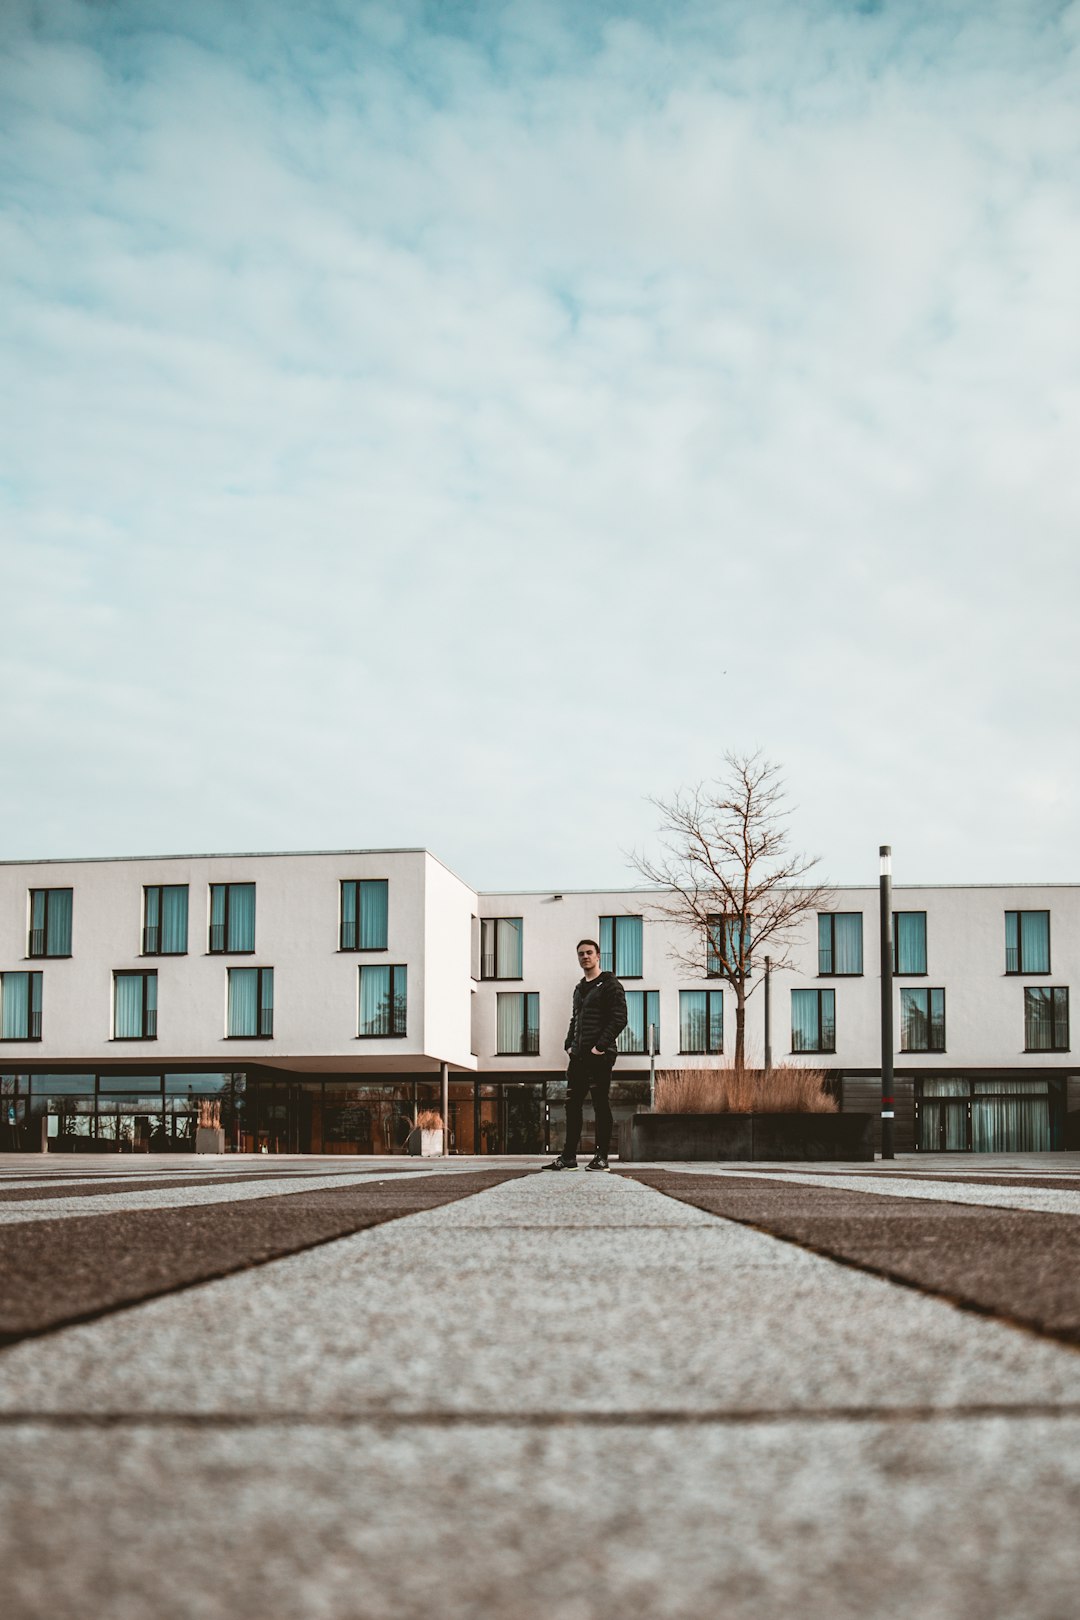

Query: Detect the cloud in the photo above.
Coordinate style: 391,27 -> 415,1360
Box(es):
1,0 -> 1079,884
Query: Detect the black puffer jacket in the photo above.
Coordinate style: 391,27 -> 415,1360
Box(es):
565,972 -> 628,1055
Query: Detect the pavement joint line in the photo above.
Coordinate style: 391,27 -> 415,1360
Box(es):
622,1173 -> 1080,1357
3,1403 -> 1080,1429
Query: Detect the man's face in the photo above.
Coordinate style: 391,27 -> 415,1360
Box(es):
577,943 -> 600,974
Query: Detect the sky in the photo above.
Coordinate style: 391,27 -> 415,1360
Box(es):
2,0 -> 1079,892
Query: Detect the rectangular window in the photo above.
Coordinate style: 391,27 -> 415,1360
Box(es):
1024,987 -> 1069,1052
227,967 -> 274,1038
143,885 -> 189,955
28,888 -> 73,958
1006,911 -> 1050,975
339,879 -> 389,951
481,918 -> 523,979
496,991 -> 540,1054
1,972 -> 42,1041
114,971 -> 158,1040
791,988 -> 835,1053
679,989 -> 723,1054
358,964 -> 407,1037
707,915 -> 750,978
818,913 -> 863,975
209,883 -> 256,953
900,987 -> 946,1052
599,915 -> 643,977
893,912 -> 927,976
618,990 -> 660,1054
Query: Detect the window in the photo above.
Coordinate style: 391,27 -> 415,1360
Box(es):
791,988 -> 835,1053
893,912 -> 927,975
599,915 -> 643,977
143,885 -> 189,955
707,915 -> 750,978
1,972 -> 42,1041
29,888 -> 72,958
114,971 -> 157,1040
209,883 -> 256,953
481,918 -> 523,979
900,987 -> 946,1052
1006,911 -> 1050,975
496,991 -> 539,1054
227,967 -> 274,1038
618,990 -> 660,1054
1024,987 -> 1069,1052
358,964 -> 407,1037
818,913 -> 863,975
679,989 -> 722,1054
340,880 -> 389,951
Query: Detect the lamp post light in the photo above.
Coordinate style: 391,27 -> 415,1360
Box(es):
879,845 -> 895,1160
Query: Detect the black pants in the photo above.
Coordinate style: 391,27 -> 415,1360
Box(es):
564,1050 -> 616,1159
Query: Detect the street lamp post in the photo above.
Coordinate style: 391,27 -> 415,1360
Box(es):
879,846 -> 895,1160
648,1022 -> 657,1110
764,956 -> 773,1075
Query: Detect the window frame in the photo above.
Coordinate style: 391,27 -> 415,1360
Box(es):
1024,986 -> 1069,1053
706,914 -> 750,979
113,970 -> 158,1042
892,911 -> 928,977
679,988 -> 723,1054
142,884 -> 189,957
599,915 -> 644,979
790,988 -> 836,1054
0,971 -> 43,1042
28,887 -> 73,959
208,883 -> 256,955
357,963 -> 408,1039
339,879 -> 389,952
899,986 -> 946,1053
226,966 -> 274,1039
1005,910 -> 1051,976
495,990 -> 540,1055
618,989 -> 661,1055
817,912 -> 864,977
480,917 -> 524,981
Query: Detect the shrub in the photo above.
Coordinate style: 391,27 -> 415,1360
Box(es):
652,1066 -> 836,1114
415,1109 -> 444,1130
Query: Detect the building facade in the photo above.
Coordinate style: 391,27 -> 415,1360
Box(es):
1,848 -> 1078,1155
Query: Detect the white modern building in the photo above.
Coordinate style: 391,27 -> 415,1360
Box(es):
1,848 -> 1077,1155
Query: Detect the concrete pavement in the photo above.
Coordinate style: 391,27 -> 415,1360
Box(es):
1,1154 -> 1079,1618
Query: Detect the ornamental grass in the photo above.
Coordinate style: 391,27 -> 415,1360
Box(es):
652,1066 -> 837,1115
415,1109 -> 444,1130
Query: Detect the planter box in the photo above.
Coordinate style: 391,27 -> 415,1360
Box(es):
195,1125 -> 226,1155
617,1111 -> 874,1163
406,1128 -> 445,1157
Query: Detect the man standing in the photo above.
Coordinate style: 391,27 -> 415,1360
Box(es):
545,938 -> 628,1171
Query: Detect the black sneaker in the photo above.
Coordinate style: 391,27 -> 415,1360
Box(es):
543,1154 -> 579,1171
585,1154 -> 609,1172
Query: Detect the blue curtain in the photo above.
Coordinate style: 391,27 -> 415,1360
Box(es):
599,917 -> 613,972
1020,911 -> 1050,974
1024,988 -> 1064,1050
360,881 -> 389,950
161,887 -> 187,954
708,991 -> 723,1053
645,990 -> 660,1052
259,969 -> 273,1036
359,965 -> 391,1035
680,990 -> 706,1052
615,917 -> 643,977
618,991 -> 645,1053
1004,911 -> 1019,973
341,882 -> 358,948
1,973 -> 29,1039
972,1080 -> 1050,1151
817,915 -> 832,975
115,974 -> 145,1038
901,988 -> 927,1051
49,889 -> 72,955
791,990 -> 819,1052
496,918 -> 522,978
834,914 -> 862,974
210,884 -> 226,949
895,913 -> 926,975
524,991 -> 539,1052
227,885 -> 256,952
228,968 -> 258,1037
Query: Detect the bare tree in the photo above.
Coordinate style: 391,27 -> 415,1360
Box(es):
629,751 -> 831,1073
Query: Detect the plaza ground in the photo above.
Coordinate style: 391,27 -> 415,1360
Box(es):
1,1153 -> 1079,1619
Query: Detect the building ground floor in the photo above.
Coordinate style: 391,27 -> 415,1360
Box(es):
2,1067 -> 1077,1156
